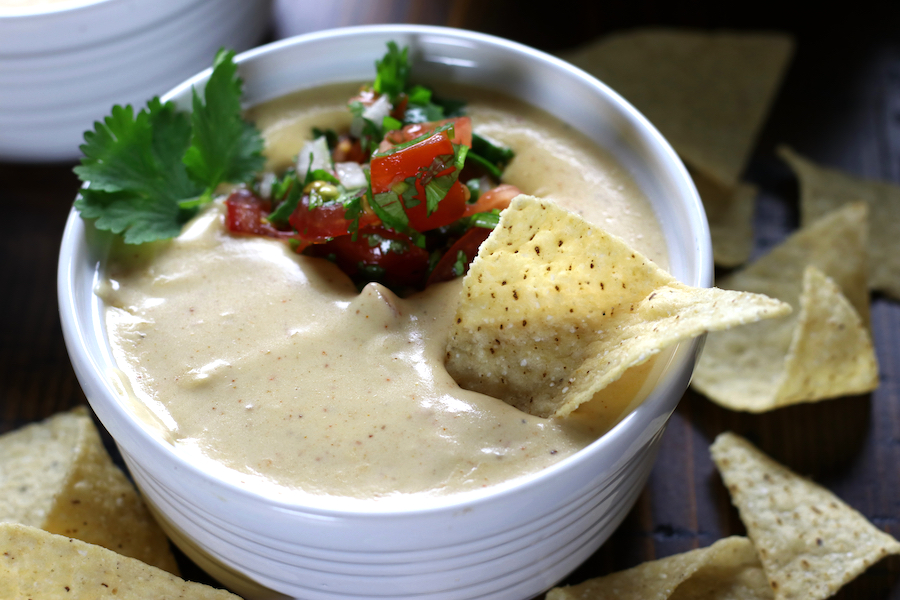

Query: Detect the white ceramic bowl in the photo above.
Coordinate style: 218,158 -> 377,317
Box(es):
0,0 -> 271,162
59,25 -> 711,600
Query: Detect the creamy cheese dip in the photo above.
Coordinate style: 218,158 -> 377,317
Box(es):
100,83 -> 669,507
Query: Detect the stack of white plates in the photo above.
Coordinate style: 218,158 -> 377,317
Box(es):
0,0 -> 272,162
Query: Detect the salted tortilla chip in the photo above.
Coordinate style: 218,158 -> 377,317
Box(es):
560,28 -> 793,189
711,433 -> 900,600
445,195 -> 790,418
692,167 -> 757,267
777,266 -> 878,403
779,145 -> 900,299
0,523 -> 238,599
546,536 -> 771,600
0,407 -> 178,574
691,203 -> 876,411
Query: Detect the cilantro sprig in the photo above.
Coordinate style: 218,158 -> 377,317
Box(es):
74,48 -> 264,244
373,42 -> 410,104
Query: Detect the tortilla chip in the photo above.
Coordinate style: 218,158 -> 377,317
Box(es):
0,523 -> 238,599
776,266 -> 879,403
711,433 -> 900,600
691,203 -> 876,411
0,407 -> 178,574
692,167 -> 757,267
779,145 -> 900,300
445,195 -> 790,418
560,28 -> 793,189
546,536 -> 772,600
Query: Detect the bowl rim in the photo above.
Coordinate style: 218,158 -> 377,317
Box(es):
59,23 -> 711,518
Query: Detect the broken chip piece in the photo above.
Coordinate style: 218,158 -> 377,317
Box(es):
711,432 -> 900,600
0,523 -> 238,599
546,536 -> 771,600
691,203 -> 877,411
0,407 -> 178,574
779,145 -> 900,300
445,195 -> 791,418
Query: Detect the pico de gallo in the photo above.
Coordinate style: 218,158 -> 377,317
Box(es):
224,43 -> 521,293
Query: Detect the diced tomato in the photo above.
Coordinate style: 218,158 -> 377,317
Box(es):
288,193 -> 380,243
370,129 -> 468,232
426,226 -> 492,286
225,189 -> 294,239
306,226 -> 430,289
405,179 -> 467,232
370,131 -> 456,192
462,183 -> 521,217
383,117 -> 472,148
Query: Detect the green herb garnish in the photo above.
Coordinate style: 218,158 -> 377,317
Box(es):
373,41 -> 410,103
74,48 -> 264,244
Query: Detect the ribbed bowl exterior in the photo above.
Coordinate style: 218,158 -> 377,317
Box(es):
126,422 -> 662,600
59,25 -> 712,600
121,424 -> 667,599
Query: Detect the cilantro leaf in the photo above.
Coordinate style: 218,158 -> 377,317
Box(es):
74,100 -> 203,244
266,170 -> 303,224
342,194 -> 365,241
452,250 -> 468,278
74,49 -> 265,244
373,42 -> 410,103
183,48 -> 265,198
76,188 -> 187,244
368,178 -> 426,248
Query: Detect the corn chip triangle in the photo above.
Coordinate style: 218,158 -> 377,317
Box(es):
445,196 -> 790,418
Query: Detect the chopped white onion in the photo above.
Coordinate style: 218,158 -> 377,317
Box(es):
362,94 -> 392,124
351,94 -> 392,138
334,161 -> 368,190
296,136 -> 332,180
257,172 -> 277,199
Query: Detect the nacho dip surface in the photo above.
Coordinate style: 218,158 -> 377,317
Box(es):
99,84 -> 669,506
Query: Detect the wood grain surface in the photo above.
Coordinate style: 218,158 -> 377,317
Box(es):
2,1 -> 898,598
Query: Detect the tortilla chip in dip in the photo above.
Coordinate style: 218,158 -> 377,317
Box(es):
778,145 -> 900,300
0,523 -> 238,599
691,203 -> 877,411
711,433 -> 900,600
445,195 -> 791,418
0,407 -> 178,574
546,536 -> 771,600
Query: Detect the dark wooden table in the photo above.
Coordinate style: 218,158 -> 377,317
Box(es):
3,1 -> 899,598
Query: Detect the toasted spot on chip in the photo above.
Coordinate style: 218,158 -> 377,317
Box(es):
0,407 -> 178,574
0,523 -> 239,599
446,195 -> 790,418
710,433 -> 900,600
691,204 -> 877,411
779,145 -> 900,300
547,536 -> 771,600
